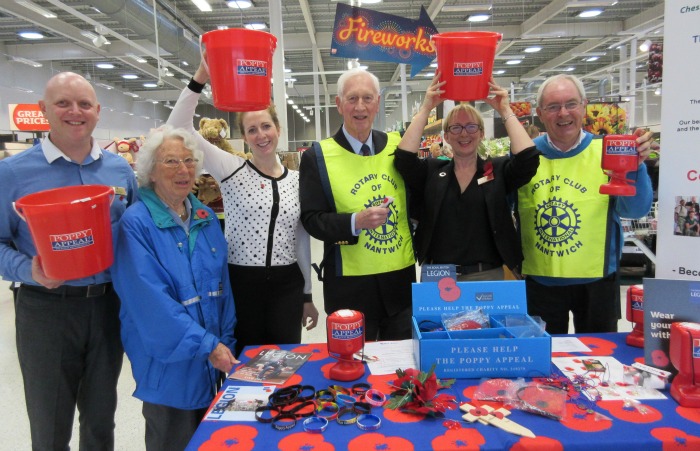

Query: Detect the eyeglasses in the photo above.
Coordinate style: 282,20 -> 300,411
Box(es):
447,124 -> 482,135
541,101 -> 583,114
159,157 -> 198,168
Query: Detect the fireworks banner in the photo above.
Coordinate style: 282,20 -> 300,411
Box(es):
584,102 -> 627,135
330,3 -> 437,77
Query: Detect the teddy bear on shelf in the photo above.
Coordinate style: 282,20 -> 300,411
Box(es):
108,137 -> 142,166
198,117 -> 234,154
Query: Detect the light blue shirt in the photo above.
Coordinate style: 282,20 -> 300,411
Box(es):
342,125 -> 374,156
341,126 -> 374,234
0,138 -> 138,285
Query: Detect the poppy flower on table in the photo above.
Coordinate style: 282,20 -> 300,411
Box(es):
386,365 -> 456,416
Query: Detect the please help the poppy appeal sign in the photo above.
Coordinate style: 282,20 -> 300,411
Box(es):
9,104 -> 50,132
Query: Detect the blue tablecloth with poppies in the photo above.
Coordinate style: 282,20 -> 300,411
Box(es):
186,333 -> 700,450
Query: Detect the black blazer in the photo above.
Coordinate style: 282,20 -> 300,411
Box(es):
394,147 -> 540,272
299,127 -> 414,316
299,127 -> 389,247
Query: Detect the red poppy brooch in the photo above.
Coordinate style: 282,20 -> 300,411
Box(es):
196,209 -> 209,219
386,365 -> 456,416
477,160 -> 494,185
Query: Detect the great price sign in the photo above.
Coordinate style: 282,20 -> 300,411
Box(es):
8,104 -> 50,132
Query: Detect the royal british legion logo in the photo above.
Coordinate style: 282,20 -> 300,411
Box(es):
236,59 -> 268,76
453,62 -> 483,77
50,229 -> 94,251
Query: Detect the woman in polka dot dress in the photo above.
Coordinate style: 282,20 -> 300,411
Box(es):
167,60 -> 319,357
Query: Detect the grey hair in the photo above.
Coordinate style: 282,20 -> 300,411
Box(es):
536,74 -> 587,107
336,68 -> 380,98
136,125 -> 204,188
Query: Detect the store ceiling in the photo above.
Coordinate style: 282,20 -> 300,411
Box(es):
0,0 -> 664,110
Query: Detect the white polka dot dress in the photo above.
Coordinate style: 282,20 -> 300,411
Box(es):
220,161 -> 300,267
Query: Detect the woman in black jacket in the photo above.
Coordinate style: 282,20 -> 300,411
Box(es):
395,75 -> 540,280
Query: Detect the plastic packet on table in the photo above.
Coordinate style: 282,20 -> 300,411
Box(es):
510,382 -> 568,421
473,377 -> 525,403
504,315 -> 547,337
442,308 -> 489,331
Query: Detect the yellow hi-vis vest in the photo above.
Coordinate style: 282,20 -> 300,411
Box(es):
318,133 -> 415,276
517,139 -> 612,278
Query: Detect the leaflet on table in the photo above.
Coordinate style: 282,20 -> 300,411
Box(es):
551,336 -> 592,353
362,339 -> 418,375
552,356 -> 667,401
228,349 -> 312,385
203,385 -> 275,422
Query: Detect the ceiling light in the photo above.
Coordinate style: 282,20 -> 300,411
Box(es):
95,82 -> 114,90
150,100 -> 159,104
585,56 -> 600,62
495,54 -> 525,60
93,34 -> 110,48
227,0 -> 252,8
639,39 -> 652,52
578,9 -> 603,18
468,14 -> 491,22
181,61 -> 189,66
430,62 -> 437,68
287,99 -> 294,104
10,56 -> 43,67
143,83 -> 158,88
284,68 -> 291,73
422,72 -> 435,77
191,0 -> 212,12
12,86 -> 34,93
442,4 -> 493,12
217,25 -> 229,30
96,63 -> 114,69
361,0 -> 382,3
654,87 -> 661,96
17,31 -> 44,40
123,92 -> 139,98
245,23 -> 267,30
292,105 -> 299,110
524,46 -> 542,53
122,74 -> 139,79
126,53 -> 147,63
15,1 -> 56,18
505,60 -> 522,65
494,70 -> 506,75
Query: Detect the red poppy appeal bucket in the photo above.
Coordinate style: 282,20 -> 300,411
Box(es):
201,28 -> 277,112
431,31 -> 502,101
14,184 -> 115,280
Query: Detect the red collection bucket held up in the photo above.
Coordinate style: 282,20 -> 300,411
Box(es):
201,28 -> 278,112
431,31 -> 502,102
13,184 -> 115,280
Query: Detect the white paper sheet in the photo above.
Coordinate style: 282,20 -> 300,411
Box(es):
551,337 -> 592,353
362,339 -> 418,375
552,356 -> 667,401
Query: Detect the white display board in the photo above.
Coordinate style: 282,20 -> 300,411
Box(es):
655,3 -> 700,280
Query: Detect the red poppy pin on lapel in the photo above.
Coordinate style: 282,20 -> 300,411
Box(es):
477,160 -> 494,185
196,209 -> 209,219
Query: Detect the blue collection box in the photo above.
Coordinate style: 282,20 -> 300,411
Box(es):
412,280 -> 552,379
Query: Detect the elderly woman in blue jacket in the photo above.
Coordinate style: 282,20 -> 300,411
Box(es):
112,125 -> 238,451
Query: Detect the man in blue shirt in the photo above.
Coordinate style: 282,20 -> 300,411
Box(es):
517,74 -> 657,334
0,72 -> 138,450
